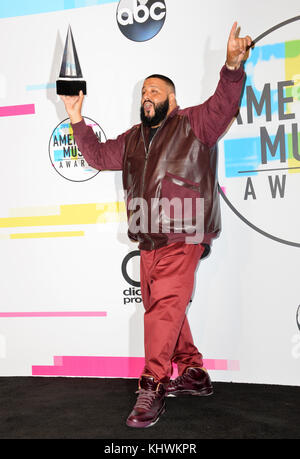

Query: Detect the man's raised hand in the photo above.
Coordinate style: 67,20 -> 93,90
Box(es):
226,22 -> 252,70
60,90 -> 84,124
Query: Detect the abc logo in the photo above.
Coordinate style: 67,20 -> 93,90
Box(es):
117,0 -> 166,42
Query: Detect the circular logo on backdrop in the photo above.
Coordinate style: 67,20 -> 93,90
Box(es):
117,0 -> 166,42
218,16 -> 300,247
121,251 -> 142,306
49,116 -> 106,182
121,250 -> 141,287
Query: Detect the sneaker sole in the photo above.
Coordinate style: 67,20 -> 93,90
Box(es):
126,405 -> 166,428
166,388 -> 213,397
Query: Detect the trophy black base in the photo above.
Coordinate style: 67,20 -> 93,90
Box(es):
56,79 -> 87,96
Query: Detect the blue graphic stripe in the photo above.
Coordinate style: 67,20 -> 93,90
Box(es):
54,149 -> 64,162
246,42 -> 285,68
241,42 -> 285,114
224,135 -> 288,178
26,83 -> 56,91
224,138 -> 261,177
0,0 -> 118,19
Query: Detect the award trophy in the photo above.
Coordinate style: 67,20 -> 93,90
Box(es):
56,26 -> 87,95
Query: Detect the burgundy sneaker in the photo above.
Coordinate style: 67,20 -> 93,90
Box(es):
126,375 -> 166,428
166,367 -> 213,397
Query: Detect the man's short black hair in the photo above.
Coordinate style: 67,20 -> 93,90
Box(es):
145,74 -> 176,94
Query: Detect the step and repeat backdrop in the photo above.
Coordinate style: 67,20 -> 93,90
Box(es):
0,0 -> 299,385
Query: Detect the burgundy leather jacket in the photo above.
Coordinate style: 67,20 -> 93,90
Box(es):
72,65 -> 245,251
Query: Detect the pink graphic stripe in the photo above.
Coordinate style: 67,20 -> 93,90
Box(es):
0,104 -> 35,117
32,356 -> 239,377
0,311 -> 107,318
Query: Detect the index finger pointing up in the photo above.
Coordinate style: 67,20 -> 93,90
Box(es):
229,21 -> 238,40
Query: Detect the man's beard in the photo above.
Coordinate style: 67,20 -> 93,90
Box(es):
140,98 -> 169,127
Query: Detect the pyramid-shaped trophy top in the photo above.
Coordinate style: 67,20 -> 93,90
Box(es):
59,26 -> 83,78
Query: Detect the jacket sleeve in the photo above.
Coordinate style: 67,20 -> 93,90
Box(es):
71,119 -> 129,171
180,64 -> 245,147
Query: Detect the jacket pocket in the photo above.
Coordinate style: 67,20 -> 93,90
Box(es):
160,172 -> 204,235
162,172 -> 201,193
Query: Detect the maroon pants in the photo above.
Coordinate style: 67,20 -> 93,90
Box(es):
140,241 -> 205,383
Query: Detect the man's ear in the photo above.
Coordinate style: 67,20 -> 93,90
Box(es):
169,92 -> 177,107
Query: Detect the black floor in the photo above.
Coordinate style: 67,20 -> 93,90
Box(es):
0,377 -> 299,440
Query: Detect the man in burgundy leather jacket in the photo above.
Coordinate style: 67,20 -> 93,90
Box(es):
61,22 -> 252,428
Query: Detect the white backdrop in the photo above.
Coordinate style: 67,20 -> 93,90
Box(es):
0,0 -> 299,386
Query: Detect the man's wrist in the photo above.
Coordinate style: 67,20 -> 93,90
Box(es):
70,114 -> 83,124
225,61 -> 240,71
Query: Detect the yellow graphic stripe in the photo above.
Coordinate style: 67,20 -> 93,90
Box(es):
10,231 -> 85,239
8,206 -> 60,217
285,40 -> 300,173
0,202 -> 127,229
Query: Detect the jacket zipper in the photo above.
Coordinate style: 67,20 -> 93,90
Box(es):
140,123 -> 165,250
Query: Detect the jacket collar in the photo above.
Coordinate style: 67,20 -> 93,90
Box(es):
167,105 -> 180,119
